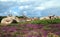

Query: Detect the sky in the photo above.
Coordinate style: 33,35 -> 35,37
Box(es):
0,0 -> 60,17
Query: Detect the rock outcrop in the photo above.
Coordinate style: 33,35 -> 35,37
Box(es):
1,16 -> 20,25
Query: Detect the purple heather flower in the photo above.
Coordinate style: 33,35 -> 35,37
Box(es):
54,32 -> 60,35
26,24 -> 39,29
1,26 -> 17,32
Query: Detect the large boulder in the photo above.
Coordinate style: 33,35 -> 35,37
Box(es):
1,16 -> 20,25
1,18 -> 13,25
40,17 -> 50,20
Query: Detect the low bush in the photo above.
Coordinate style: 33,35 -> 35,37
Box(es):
31,18 -> 60,25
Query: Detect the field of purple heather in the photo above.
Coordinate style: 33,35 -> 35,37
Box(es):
0,23 -> 60,37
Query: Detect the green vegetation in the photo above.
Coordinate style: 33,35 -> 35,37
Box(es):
31,18 -> 60,25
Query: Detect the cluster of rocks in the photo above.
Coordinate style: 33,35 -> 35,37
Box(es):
40,15 -> 60,20
1,16 -> 20,25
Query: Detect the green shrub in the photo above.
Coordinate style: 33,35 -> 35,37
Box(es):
31,20 -> 50,25
31,18 -> 60,25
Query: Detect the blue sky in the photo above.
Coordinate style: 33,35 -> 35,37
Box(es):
0,0 -> 60,17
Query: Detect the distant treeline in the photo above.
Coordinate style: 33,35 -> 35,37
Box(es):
16,16 -> 25,18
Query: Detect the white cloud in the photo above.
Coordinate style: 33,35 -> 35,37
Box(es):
23,11 -> 27,15
16,0 -> 29,3
24,5 -> 29,8
9,10 -> 12,12
0,0 -> 16,2
10,11 -> 19,16
19,6 -> 24,10
35,0 -> 60,10
35,6 -> 45,10
5,12 -> 8,15
0,0 -> 8,2
0,0 -> 35,2
19,0 -> 29,2
11,0 -> 16,1
19,5 -> 30,10
8,9 -> 19,16
41,0 -> 60,8
13,12 -> 19,16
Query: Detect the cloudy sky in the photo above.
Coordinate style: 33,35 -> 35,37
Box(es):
0,0 -> 60,17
